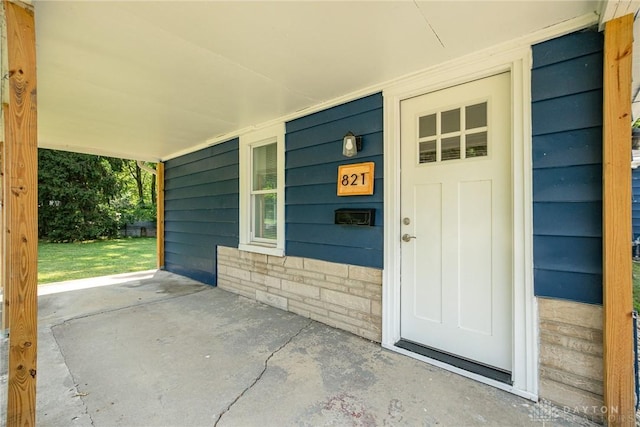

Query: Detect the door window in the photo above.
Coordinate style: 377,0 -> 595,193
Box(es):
418,101 -> 488,164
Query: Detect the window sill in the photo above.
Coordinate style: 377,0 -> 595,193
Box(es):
238,243 -> 284,257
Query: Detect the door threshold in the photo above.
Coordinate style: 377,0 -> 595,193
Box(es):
395,339 -> 512,385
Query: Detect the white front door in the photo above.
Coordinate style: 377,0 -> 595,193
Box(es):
399,72 -> 512,373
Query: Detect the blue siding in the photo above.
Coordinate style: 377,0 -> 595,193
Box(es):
285,93 -> 383,268
532,31 -> 604,68
163,139 -> 239,285
532,31 -> 603,305
633,168 -> 640,239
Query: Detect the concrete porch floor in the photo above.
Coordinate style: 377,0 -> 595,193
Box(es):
36,270 -> 597,427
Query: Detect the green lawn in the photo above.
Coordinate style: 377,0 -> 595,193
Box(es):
634,261 -> 640,313
38,237 -> 157,284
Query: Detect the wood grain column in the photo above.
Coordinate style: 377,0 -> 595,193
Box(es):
0,139 -> 5,332
3,1 -> 38,425
157,162 -> 164,269
603,13 -> 635,427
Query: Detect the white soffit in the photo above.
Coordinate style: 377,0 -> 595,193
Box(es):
34,1 -> 599,161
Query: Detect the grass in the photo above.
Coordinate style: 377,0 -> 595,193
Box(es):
634,261 -> 640,313
38,237 -> 157,284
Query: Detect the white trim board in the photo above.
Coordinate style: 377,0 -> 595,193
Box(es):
599,0 -> 640,30
382,47 -> 537,399
161,13 -> 597,162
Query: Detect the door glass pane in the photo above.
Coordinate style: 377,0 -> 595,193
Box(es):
419,140 -> 436,163
441,108 -> 460,133
253,193 -> 277,240
466,132 -> 487,158
441,136 -> 460,161
253,143 -> 277,190
466,103 -> 487,129
419,114 -> 436,138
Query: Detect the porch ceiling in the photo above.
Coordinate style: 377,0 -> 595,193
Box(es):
34,1 -> 600,162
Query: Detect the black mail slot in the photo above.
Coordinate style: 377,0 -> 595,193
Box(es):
334,209 -> 375,226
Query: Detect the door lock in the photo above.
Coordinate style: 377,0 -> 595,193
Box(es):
402,233 -> 417,242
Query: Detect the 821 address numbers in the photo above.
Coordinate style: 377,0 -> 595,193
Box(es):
337,162 -> 375,196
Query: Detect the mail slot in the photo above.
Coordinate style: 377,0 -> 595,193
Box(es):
334,209 -> 375,226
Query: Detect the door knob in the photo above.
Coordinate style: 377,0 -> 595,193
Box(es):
402,233 -> 416,242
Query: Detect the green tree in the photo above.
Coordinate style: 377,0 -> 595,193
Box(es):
38,149 -> 125,241
113,160 -> 157,224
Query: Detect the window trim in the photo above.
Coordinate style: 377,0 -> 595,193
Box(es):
239,123 -> 285,257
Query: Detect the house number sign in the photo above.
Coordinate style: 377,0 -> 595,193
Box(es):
337,162 -> 375,196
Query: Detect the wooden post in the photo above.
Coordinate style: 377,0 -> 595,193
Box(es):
1,139 -> 7,332
156,162 -> 164,269
603,13 -> 635,427
3,1 -> 38,425
1,0 -> 7,333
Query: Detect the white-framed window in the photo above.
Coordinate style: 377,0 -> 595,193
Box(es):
239,123 -> 285,256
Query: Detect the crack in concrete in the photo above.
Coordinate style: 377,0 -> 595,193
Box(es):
51,327 -> 96,427
42,285 -> 208,425
47,287 -> 209,329
213,320 -> 313,426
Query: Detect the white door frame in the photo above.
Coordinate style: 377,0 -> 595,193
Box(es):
382,46 -> 537,400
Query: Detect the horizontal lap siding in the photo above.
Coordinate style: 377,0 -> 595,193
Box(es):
163,139 -> 239,284
285,93 -> 383,268
531,31 -> 603,304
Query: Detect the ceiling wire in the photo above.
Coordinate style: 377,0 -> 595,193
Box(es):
413,0 -> 445,48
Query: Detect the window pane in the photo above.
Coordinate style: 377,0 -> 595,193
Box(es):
466,132 -> 487,158
441,108 -> 460,134
253,143 -> 277,190
419,114 -> 436,138
419,140 -> 436,163
466,103 -> 487,129
253,193 -> 277,240
442,136 -> 460,161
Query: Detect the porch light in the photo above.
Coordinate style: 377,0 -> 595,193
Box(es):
342,131 -> 362,157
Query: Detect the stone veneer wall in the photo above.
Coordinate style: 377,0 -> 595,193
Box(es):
217,246 -> 382,342
538,297 -> 604,421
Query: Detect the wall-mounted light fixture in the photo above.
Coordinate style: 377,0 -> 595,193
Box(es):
342,131 -> 362,158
